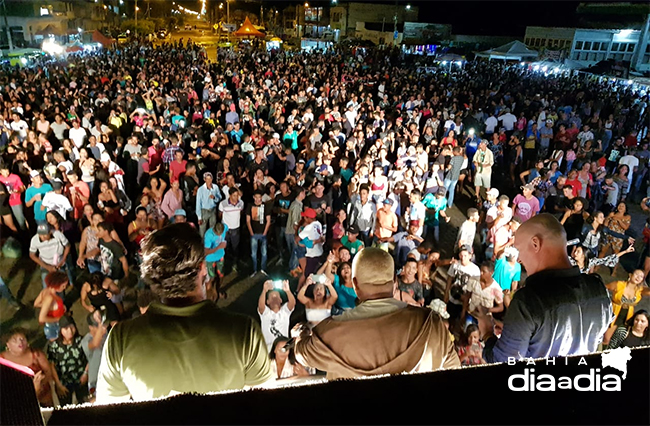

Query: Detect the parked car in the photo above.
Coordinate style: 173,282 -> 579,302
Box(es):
157,29 -> 169,39
117,33 -> 129,44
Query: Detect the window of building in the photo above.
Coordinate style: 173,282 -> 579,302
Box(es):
611,42 -> 620,52
583,41 -> 591,50
575,41 -> 583,50
592,42 -> 600,51
627,43 -> 636,52
40,6 -> 49,16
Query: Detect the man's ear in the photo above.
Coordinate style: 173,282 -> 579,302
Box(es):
531,235 -> 542,253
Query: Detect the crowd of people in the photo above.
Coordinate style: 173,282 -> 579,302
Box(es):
1,36 -> 649,406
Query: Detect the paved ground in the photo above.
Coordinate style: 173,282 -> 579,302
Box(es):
3,178 -> 648,351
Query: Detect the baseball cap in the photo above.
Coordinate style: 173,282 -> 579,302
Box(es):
382,198 -> 394,205
174,209 -> 186,217
348,224 -> 360,234
298,159 -> 305,164
521,183 -> 535,191
37,223 -> 51,235
301,208 -> 317,219
272,133 -> 280,139
29,170 -> 41,178
487,188 -> 499,197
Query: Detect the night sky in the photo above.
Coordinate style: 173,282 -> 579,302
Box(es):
180,1 -> 648,37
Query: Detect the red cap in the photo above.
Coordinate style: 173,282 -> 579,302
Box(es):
301,208 -> 317,219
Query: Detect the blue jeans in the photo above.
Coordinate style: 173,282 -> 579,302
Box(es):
250,234 -> 267,272
444,178 -> 459,208
40,264 -> 73,289
0,276 -> 17,303
285,233 -> 298,270
87,259 -> 102,274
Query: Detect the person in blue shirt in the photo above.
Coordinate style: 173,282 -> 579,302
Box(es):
464,132 -> 480,171
204,221 -> 228,280
493,248 -> 522,292
422,187 -> 450,243
229,122 -> 244,144
196,172 -> 222,237
25,170 -> 53,226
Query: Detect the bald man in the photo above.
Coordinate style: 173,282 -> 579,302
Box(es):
477,213 -> 613,363
295,248 -> 459,379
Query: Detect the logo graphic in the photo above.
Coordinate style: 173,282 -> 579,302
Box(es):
601,347 -> 632,380
507,348 -> 632,392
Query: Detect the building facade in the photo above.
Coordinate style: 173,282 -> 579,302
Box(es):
330,2 -> 418,38
525,20 -> 650,72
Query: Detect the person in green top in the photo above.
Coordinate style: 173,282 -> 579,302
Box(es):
339,157 -> 354,185
340,225 -> 365,258
422,187 -> 451,243
96,223 -> 272,404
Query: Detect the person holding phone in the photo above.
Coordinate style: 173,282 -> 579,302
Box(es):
258,279 -> 296,351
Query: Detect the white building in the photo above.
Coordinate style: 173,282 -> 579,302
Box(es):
524,19 -> 650,72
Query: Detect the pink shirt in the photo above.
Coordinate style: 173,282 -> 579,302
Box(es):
0,174 -> 24,206
513,194 -> 540,223
161,189 -> 183,219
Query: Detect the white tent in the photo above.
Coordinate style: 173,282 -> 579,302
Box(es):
476,40 -> 538,61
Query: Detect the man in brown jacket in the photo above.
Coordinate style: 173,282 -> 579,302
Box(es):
295,248 -> 460,380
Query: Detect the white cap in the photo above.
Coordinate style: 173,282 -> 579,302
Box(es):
272,133 -> 280,139
487,188 -> 499,197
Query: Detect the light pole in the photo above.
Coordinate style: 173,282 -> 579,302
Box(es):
135,0 -> 138,37
1,0 -> 13,51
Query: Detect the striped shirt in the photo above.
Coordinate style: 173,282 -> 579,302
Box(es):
219,199 -> 244,229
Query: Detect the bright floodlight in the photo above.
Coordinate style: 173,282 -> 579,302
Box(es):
406,4 -> 411,10
627,80 -> 633,85
78,27 -> 82,32
20,58 -> 27,65
533,65 -> 540,71
520,62 -> 525,66
542,66 -> 548,72
42,39 -> 64,55
441,61 -> 447,65
456,61 -> 462,66
618,29 -> 633,37
554,68 -> 560,73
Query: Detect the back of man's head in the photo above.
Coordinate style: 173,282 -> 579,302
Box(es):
141,223 -> 205,300
352,248 -> 394,300
514,213 -> 569,275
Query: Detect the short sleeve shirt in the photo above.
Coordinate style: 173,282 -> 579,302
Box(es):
259,304 -> 293,350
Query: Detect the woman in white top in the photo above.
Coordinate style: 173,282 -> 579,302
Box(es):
298,274 -> 338,327
77,148 -> 96,192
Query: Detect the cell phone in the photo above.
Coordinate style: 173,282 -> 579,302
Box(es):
273,280 -> 283,289
312,274 -> 326,284
281,338 -> 295,352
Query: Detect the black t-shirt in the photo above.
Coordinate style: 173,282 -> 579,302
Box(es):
274,192 -> 294,227
306,193 -> 332,222
99,239 -> 126,280
246,202 -> 271,235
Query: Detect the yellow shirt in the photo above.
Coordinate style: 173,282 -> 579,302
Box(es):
96,301 -> 272,404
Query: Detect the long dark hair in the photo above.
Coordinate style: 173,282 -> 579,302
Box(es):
269,336 -> 297,365
626,310 -> 650,342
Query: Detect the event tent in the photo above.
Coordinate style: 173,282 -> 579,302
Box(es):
476,40 -> 538,61
233,17 -> 265,38
92,30 -> 114,47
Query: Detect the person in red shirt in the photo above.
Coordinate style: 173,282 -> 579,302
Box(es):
66,170 -> 90,220
564,169 -> 583,198
169,150 -> 187,183
624,130 -> 639,148
566,122 -> 579,142
148,137 -> 164,173
0,163 -> 26,230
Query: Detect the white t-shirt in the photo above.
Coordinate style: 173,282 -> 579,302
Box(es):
41,192 -> 73,219
448,261 -> 481,306
299,221 -> 324,258
498,113 -> 517,131
10,120 -> 29,139
259,304 -> 293,350
69,126 -> 88,148
485,116 -> 498,133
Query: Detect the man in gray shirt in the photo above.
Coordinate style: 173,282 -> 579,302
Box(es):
286,186 -> 306,272
81,311 -> 108,400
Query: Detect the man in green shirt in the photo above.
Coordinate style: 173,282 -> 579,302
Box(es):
341,225 -> 365,258
96,224 -> 272,404
422,187 -> 450,243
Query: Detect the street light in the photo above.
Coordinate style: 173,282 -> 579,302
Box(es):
406,4 -> 411,10
305,2 -> 309,7
219,3 -> 223,9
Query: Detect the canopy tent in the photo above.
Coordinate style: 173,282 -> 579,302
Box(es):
233,17 -> 265,38
476,40 -> 538,61
66,41 -> 83,53
436,53 -> 464,62
35,24 -> 65,37
92,30 -> 114,47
